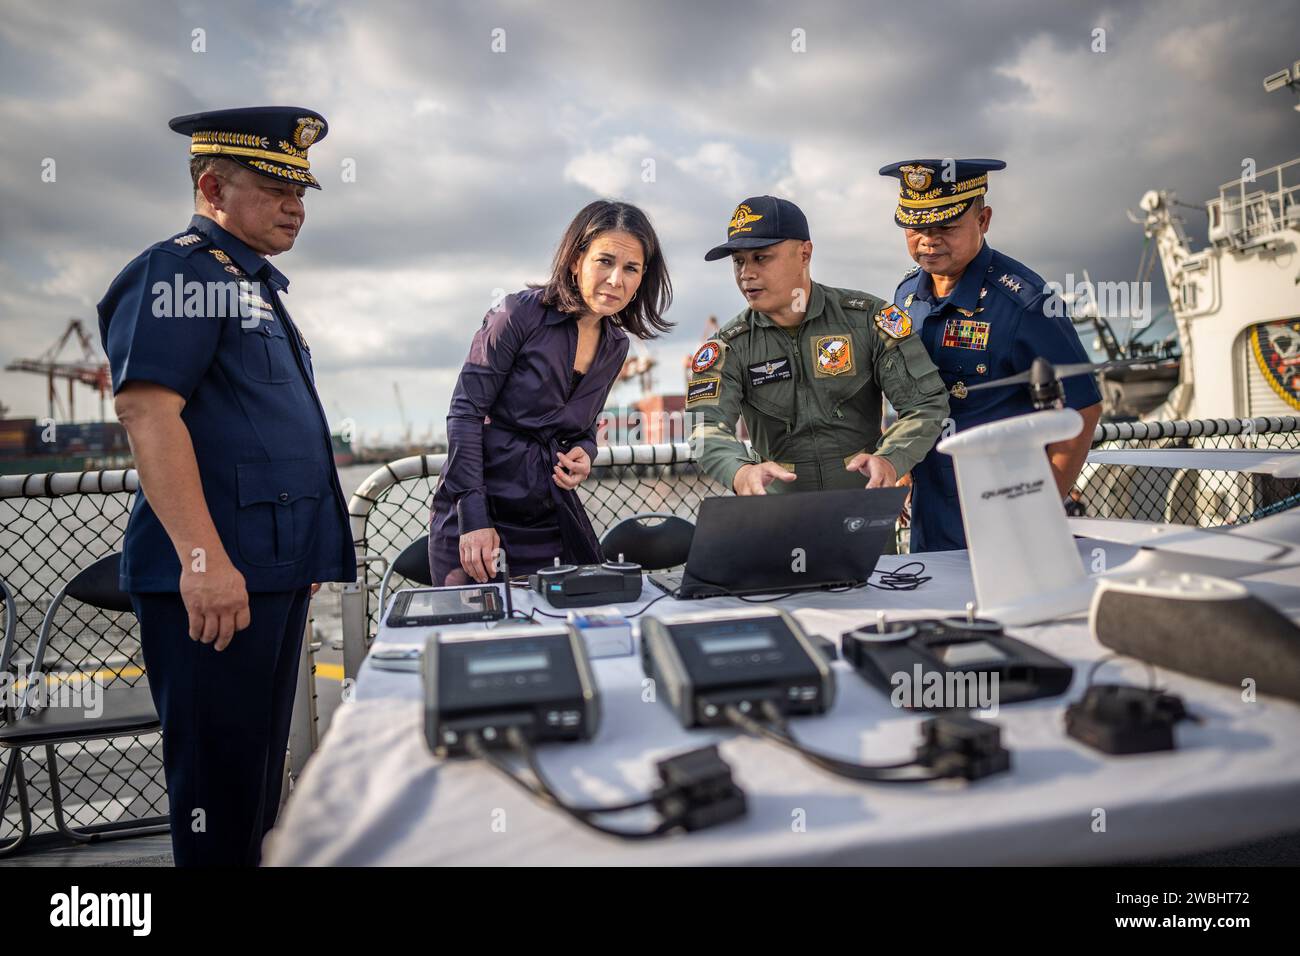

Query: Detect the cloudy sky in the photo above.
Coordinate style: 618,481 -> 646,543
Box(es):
1,0 -> 1296,443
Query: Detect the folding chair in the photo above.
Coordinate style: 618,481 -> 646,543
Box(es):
0,575 -> 33,854
0,552 -> 167,855
600,512 -> 695,571
376,532 -> 433,623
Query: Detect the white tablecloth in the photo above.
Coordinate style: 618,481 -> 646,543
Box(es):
265,544 -> 1300,865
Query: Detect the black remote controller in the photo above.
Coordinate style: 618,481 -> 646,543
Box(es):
529,558 -> 643,608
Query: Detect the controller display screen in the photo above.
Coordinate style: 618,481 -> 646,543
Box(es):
698,632 -> 778,655
467,651 -> 549,675
939,641 -> 1009,667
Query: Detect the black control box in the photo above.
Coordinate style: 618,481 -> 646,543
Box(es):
529,559 -> 643,608
841,616 -> 1074,708
423,625 -> 600,756
1065,684 -> 1194,755
640,608 -> 836,728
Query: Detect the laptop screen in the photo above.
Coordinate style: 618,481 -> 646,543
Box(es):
675,486 -> 908,597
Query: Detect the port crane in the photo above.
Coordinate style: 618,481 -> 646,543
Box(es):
5,319 -> 111,421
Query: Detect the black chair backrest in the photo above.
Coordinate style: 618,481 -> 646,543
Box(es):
392,533 -> 434,586
64,552 -> 133,614
0,576 -> 17,672
600,513 -> 695,571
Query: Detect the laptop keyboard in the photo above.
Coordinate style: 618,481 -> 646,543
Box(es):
649,572 -> 683,594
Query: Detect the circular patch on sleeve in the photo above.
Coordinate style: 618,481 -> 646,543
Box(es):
691,341 -> 722,373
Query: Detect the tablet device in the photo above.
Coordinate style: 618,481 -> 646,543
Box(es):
386,584 -> 509,627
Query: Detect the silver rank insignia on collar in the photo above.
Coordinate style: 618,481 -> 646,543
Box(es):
173,234 -> 202,246
998,274 -> 1022,294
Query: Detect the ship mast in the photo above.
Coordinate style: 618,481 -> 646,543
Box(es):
1132,191 -> 1198,419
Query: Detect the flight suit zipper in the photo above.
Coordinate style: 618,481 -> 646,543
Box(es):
789,330 -> 823,488
765,328 -> 798,436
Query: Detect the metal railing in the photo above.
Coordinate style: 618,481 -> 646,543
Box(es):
1209,156 -> 1300,248
1082,415 -> 1300,525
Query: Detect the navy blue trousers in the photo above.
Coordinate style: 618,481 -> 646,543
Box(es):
131,588 -> 310,867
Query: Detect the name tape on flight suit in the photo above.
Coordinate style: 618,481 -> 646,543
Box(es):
748,357 -> 792,387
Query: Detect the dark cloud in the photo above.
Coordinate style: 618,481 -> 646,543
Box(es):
1,0 -> 1296,437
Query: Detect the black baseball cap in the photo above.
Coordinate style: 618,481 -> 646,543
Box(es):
703,195 -> 811,261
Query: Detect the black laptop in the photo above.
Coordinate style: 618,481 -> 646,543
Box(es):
649,486 -> 908,599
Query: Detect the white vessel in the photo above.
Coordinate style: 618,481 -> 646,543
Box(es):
1072,64 -> 1300,527
1138,154 -> 1300,422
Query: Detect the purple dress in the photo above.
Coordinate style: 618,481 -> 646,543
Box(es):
428,288 -> 630,584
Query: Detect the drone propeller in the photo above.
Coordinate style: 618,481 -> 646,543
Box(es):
963,355 -> 1160,393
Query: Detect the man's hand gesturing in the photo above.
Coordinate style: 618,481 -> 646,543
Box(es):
732,461 -> 798,496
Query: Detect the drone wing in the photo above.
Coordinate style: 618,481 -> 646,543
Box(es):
1086,448 -> 1300,477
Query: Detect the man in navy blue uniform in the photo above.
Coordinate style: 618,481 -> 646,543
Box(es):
878,159 -> 1103,552
97,106 -> 355,865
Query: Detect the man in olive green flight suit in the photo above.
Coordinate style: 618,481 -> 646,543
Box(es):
690,195 -> 949,496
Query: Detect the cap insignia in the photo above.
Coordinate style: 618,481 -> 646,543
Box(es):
293,116 -> 324,149
728,204 -> 764,237
900,164 -> 934,191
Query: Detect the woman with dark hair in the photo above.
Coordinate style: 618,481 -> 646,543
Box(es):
428,200 -> 673,585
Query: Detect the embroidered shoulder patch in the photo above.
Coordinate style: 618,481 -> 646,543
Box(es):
685,376 -> 721,405
874,304 -> 913,340
691,340 -> 722,373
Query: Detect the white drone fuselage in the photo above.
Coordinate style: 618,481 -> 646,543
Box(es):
939,408 -> 1093,624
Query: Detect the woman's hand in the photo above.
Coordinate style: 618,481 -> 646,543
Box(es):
459,527 -> 502,583
553,446 -> 592,490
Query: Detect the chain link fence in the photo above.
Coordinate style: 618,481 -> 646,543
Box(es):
0,471 -> 166,851
3,415 -> 1298,851
1078,416 -> 1300,525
